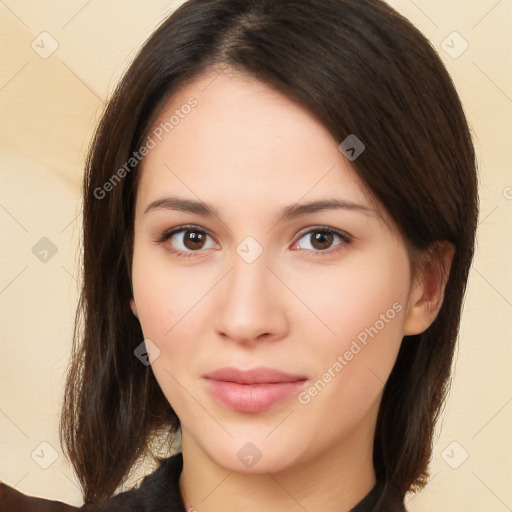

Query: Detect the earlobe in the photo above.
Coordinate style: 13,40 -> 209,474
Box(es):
130,298 -> 138,318
404,241 -> 455,336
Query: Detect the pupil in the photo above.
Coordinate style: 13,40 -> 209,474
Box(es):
186,231 -> 204,249
313,231 -> 332,250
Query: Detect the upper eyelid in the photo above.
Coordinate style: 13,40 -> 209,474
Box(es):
296,225 -> 352,239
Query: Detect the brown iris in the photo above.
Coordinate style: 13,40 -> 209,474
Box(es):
182,230 -> 207,250
309,230 -> 334,251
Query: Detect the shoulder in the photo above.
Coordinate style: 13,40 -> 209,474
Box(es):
0,481 -> 80,511
82,452 -> 186,511
0,452 -> 185,512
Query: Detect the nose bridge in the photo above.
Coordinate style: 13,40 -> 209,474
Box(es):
225,249 -> 272,316
214,246 -> 286,342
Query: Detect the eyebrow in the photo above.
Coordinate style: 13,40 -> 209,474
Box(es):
143,196 -> 374,222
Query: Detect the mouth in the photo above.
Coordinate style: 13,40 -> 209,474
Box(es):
202,366 -> 308,413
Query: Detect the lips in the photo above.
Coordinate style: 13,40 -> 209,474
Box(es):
203,366 -> 307,384
202,366 -> 308,413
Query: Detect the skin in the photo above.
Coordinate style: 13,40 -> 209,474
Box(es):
129,68 -> 453,512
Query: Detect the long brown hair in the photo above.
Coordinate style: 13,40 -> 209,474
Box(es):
60,0 -> 478,508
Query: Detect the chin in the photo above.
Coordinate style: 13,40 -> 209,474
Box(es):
201,436 -> 303,475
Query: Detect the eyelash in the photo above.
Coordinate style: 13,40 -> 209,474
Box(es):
153,224 -> 352,259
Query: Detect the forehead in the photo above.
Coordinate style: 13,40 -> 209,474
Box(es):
136,69 -> 378,217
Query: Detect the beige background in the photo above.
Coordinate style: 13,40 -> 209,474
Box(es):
0,1 -> 511,510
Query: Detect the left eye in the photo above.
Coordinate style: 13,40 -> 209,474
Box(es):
293,227 -> 351,255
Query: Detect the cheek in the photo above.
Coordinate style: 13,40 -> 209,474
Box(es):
132,242 -> 196,338
131,244 -> 209,379
131,263 -> 199,412
295,247 -> 409,342
296,254 -> 409,431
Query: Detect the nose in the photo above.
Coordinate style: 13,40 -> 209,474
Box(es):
213,252 -> 289,345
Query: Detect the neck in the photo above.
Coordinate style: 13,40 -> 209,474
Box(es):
178,423 -> 376,512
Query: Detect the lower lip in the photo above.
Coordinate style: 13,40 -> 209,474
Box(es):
204,379 -> 307,413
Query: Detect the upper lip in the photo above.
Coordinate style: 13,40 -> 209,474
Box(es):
203,366 -> 308,384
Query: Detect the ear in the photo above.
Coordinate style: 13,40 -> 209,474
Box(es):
130,297 -> 138,318
404,241 -> 455,336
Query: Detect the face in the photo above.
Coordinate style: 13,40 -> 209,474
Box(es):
130,68 -> 418,474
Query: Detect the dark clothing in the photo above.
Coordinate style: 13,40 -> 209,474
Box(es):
0,452 -> 405,511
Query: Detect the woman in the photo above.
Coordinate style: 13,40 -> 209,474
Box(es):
0,0 -> 478,510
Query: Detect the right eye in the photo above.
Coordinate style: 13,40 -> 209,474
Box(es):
155,225 -> 218,257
